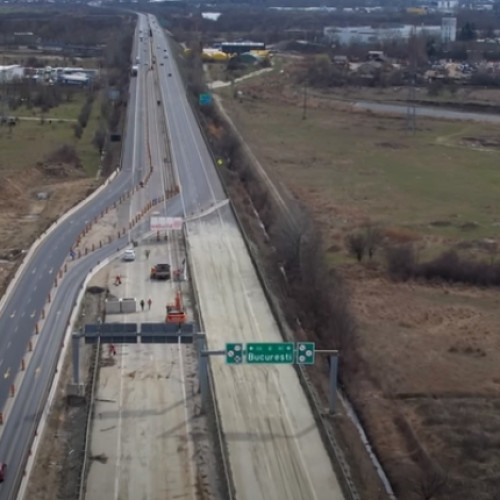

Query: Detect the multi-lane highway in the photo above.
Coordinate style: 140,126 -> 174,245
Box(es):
0,14 -> 152,499
0,12 -> 347,500
148,14 -> 346,500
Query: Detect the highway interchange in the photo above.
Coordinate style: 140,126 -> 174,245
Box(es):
0,12 -> 345,500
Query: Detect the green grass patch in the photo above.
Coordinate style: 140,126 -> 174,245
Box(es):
223,95 -> 500,241
12,92 -> 88,121
1,89 -> 102,175
0,119 -> 75,174
77,96 -> 102,176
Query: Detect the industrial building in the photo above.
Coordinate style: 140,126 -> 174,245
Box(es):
0,65 -> 24,83
324,18 -> 456,45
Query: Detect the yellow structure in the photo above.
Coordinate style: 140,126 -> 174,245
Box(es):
250,50 -> 271,59
202,49 -> 231,62
406,7 -> 428,15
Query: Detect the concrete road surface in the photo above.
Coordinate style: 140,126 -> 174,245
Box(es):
85,238 -> 199,500
187,209 -> 345,500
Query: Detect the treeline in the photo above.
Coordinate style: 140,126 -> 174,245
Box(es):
0,10 -> 126,45
387,246 -> 500,287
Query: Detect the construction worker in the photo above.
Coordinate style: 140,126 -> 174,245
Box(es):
140,299 -> 145,311
147,298 -> 152,310
115,275 -> 121,286
145,249 -> 150,259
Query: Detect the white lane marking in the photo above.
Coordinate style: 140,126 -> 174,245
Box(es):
48,267 -> 53,274
177,337 -> 196,493
7,342 -> 11,349
10,311 -> 15,318
3,368 -> 10,379
30,311 -> 36,318
114,345 -> 126,500
20,312 -> 25,318
31,268 -> 36,274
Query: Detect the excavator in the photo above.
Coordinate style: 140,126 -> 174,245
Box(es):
166,291 -> 187,324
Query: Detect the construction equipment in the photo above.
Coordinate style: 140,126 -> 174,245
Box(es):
173,258 -> 186,282
150,263 -> 171,280
166,291 -> 187,324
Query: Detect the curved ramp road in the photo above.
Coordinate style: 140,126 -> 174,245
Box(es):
148,14 -> 346,500
0,14 -> 150,500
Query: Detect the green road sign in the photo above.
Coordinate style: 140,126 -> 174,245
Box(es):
246,342 -> 294,364
296,342 -> 315,365
199,93 -> 212,106
226,343 -> 243,364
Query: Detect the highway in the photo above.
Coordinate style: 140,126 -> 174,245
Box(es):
0,12 -> 346,499
148,14 -> 346,500
0,14 -> 152,499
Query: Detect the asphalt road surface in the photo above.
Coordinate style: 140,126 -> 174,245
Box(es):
148,15 -> 346,500
0,14 -> 151,499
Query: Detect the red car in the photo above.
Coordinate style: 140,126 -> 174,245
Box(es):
0,462 -> 6,482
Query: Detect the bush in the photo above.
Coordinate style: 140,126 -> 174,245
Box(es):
347,232 -> 367,262
73,123 -> 83,139
386,244 -> 416,281
386,246 -> 500,287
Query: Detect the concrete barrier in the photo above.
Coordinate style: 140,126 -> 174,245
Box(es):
105,299 -> 122,315
121,298 -> 137,313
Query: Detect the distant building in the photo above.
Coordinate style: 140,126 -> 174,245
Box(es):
436,0 -> 459,13
13,32 -> 37,47
441,16 -> 457,43
324,25 -> 442,45
220,42 -> 265,55
0,65 -> 24,83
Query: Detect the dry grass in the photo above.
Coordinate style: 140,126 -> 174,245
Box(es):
216,64 -> 500,499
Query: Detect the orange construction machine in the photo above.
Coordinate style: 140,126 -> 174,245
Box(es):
166,291 -> 187,324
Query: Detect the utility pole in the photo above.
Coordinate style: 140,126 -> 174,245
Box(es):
302,83 -> 307,120
407,24 -> 417,135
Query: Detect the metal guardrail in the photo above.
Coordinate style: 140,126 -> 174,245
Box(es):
77,338 -> 101,500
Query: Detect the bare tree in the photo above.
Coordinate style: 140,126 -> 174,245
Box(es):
411,468 -> 448,500
92,127 -> 106,156
347,232 -> 367,262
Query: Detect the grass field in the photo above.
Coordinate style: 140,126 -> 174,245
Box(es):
3,91 -> 101,175
223,90 -> 500,242
13,93 -> 86,121
217,70 -> 500,499
0,120 -> 75,174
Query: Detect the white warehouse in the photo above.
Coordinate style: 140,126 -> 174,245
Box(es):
0,65 -> 24,83
324,21 -> 455,45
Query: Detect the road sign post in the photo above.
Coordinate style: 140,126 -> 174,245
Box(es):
246,342 -> 294,364
199,93 -> 212,106
329,354 -> 338,414
296,342 -> 315,365
225,343 -> 243,364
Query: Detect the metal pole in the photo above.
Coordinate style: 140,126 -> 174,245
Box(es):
199,354 -> 208,411
329,354 -> 338,414
72,332 -> 81,385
